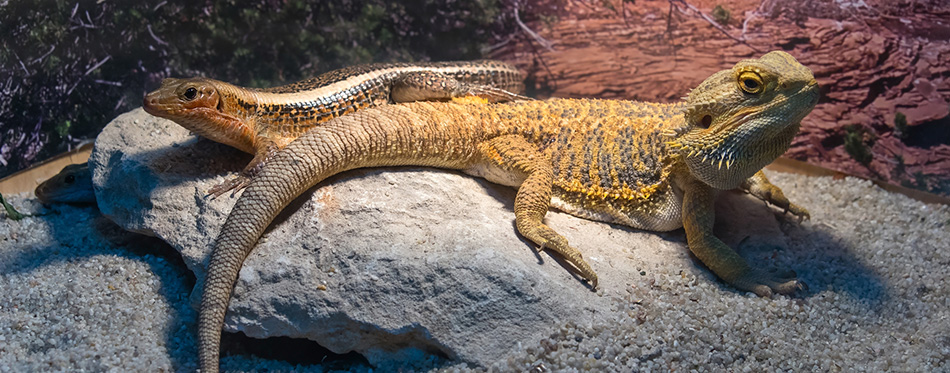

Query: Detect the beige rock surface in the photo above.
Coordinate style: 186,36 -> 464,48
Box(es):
2,107 -> 946,371
87,108 -> 793,368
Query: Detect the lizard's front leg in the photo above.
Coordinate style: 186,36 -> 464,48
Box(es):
475,135 -> 599,288
740,171 -> 809,221
208,142 -> 281,198
682,178 -> 803,296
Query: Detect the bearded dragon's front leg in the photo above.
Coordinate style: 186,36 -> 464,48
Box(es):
682,178 -> 804,296
475,135 -> 599,288
740,171 -> 809,221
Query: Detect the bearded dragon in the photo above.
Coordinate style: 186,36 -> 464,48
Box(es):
190,51 -> 818,371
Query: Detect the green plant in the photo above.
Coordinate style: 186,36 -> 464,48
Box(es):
539,13 -> 559,28
0,0 -> 510,179
892,154 -> 905,179
894,111 -> 908,139
712,5 -> 731,25
0,193 -> 25,221
913,172 -> 927,188
843,125 -> 873,165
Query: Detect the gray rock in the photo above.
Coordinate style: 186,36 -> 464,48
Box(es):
89,108 -> 792,368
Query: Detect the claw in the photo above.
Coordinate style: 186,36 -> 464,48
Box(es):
731,267 -> 803,297
587,276 -> 599,290
536,243 -> 546,253
208,175 -> 251,198
752,285 -> 773,297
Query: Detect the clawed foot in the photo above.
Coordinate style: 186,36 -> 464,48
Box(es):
729,268 -> 807,297
754,188 -> 810,223
208,175 -> 251,198
532,232 -> 599,289
784,203 -> 810,223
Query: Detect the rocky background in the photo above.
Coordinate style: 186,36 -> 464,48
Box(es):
3,0 -> 948,195
493,0 -> 950,195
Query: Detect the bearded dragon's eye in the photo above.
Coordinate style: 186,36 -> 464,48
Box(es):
738,71 -> 763,94
183,87 -> 198,100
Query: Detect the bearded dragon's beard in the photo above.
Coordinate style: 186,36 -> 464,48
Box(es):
673,119 -> 800,190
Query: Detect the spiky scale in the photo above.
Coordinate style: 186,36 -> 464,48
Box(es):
193,51 -> 820,372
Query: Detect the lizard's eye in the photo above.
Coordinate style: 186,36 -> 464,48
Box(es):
738,71 -> 763,94
183,87 -> 198,100
700,115 -> 712,128
64,175 -> 75,184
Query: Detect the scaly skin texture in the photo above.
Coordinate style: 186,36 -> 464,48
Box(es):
142,60 -> 526,195
197,51 -> 819,372
34,163 -> 95,205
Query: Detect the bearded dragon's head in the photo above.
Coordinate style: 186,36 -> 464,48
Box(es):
667,51 -> 819,190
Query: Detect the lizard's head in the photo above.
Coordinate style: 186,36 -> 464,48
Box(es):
668,51 -> 819,190
144,77 -> 224,119
143,77 -> 255,153
34,163 -> 95,205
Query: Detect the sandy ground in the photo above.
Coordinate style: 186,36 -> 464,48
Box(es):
1,170 -> 948,372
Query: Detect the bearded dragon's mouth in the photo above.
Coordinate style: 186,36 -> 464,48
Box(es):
671,70 -> 819,190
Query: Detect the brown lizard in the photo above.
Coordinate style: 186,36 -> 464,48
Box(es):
192,51 -> 818,371
34,163 -> 96,205
142,60 -> 526,196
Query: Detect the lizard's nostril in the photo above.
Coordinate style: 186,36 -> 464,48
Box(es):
143,96 -> 159,111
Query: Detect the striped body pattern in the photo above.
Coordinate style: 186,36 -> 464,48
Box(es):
143,60 -> 525,195
222,60 -> 525,143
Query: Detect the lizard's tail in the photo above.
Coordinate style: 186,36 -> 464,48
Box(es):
197,101 -> 486,372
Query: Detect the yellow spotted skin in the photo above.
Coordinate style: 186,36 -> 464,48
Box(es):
197,51 -> 819,372
142,60 -> 526,196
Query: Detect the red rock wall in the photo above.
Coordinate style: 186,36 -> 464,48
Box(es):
495,0 -> 950,194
